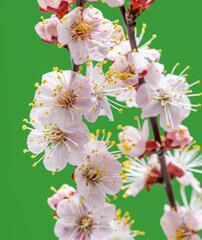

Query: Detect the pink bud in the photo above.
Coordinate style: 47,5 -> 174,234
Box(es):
131,0 -> 155,12
35,15 -> 59,44
37,0 -> 75,17
165,125 -> 193,149
47,184 -> 76,210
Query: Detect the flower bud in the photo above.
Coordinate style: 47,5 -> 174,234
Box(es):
165,125 -> 193,149
37,0 -> 75,18
129,0 -> 155,19
35,15 -> 59,44
47,184 -> 76,210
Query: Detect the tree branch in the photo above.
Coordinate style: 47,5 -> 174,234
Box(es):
150,117 -> 176,209
72,61 -> 80,72
76,0 -> 83,6
119,6 -> 137,51
119,5 -> 176,210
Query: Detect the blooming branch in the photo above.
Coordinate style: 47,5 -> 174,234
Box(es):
23,0 -> 202,239
119,2 -> 177,209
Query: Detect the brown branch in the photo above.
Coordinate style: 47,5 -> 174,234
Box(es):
76,0 -> 83,6
119,6 -> 137,51
150,117 -> 176,209
72,61 -> 80,72
72,0 -> 86,72
119,5 -> 176,210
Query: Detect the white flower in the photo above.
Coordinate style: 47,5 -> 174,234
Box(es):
74,130 -> 123,208
54,194 -> 115,240
161,187 -> 202,240
107,209 -> 145,240
166,145 -> 202,193
137,63 -> 201,131
107,23 -> 160,62
161,203 -> 201,240
85,62 -> 126,122
58,7 -> 119,64
180,187 -> 202,227
23,108 -> 89,173
118,118 -> 149,158
33,68 -> 96,132
122,154 -> 161,198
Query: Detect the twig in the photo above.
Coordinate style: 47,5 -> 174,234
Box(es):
71,59 -> 80,72
119,5 -> 176,210
76,0 -> 83,6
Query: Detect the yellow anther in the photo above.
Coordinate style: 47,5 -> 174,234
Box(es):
23,149 -> 27,153
117,124 -> 122,129
108,132 -> 112,137
123,193 -> 129,198
35,82 -> 39,88
142,23 -> 147,28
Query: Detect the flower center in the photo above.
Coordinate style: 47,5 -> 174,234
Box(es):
121,143 -> 132,153
158,88 -> 173,103
175,226 -> 193,240
72,20 -> 92,40
56,87 -> 77,109
44,126 -> 66,144
178,127 -> 187,137
113,67 -> 136,82
78,216 -> 93,232
83,166 -> 104,185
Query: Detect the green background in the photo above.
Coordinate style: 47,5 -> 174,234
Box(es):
1,0 -> 202,239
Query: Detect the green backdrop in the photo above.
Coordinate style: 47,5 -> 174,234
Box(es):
1,0 -> 202,239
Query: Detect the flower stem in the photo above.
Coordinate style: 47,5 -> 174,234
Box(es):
119,5 -> 176,210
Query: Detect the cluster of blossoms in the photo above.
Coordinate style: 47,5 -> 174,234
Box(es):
23,0 -> 202,239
